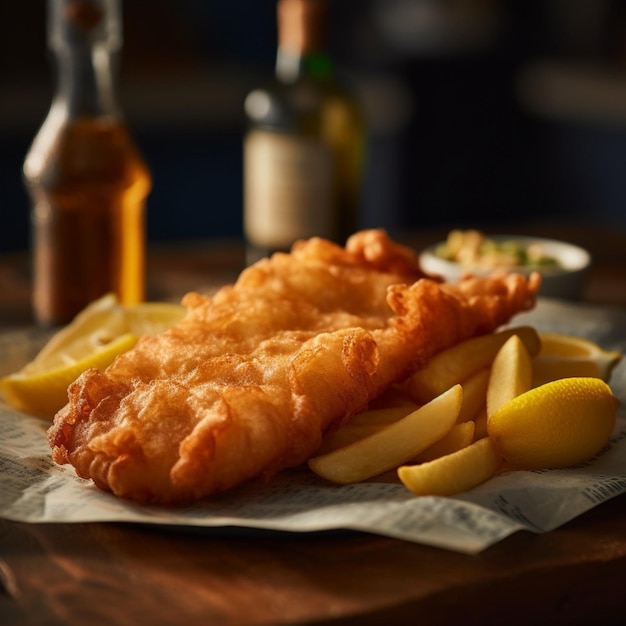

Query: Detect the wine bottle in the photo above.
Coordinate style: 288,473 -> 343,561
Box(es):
243,0 -> 363,262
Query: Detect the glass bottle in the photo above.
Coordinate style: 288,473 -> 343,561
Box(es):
243,0 -> 363,262
24,0 -> 151,327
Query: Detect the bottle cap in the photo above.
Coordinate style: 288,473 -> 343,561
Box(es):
277,0 -> 326,55
48,0 -> 121,50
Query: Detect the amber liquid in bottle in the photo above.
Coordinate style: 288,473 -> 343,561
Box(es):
243,0 -> 363,262
26,118 -> 150,325
24,0 -> 151,326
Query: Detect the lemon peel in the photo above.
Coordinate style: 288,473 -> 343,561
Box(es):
533,332 -> 622,386
24,293 -> 186,374
1,293 -> 186,419
1,333 -> 138,419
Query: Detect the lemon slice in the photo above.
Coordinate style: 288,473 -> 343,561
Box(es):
487,377 -> 619,470
24,293 -> 186,374
0,333 -> 138,419
532,332 -> 622,386
1,293 -> 187,418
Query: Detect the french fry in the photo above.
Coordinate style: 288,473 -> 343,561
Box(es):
308,385 -> 463,484
316,405 -> 420,454
486,334 -> 533,418
473,408 -> 488,441
347,405 -> 419,428
413,421 -> 474,463
308,324 -> 605,499
367,385 -> 418,409
316,423 -> 385,454
404,326 -> 541,404
456,368 -> 489,423
398,437 -> 502,496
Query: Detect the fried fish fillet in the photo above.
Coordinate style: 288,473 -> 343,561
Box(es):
48,230 -> 540,504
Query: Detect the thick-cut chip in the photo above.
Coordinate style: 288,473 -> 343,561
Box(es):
486,334 -> 533,418
308,385 -> 463,484
413,421 -> 475,463
473,408 -> 488,440
456,368 -> 489,423
398,437 -> 501,496
348,405 -> 419,428
316,405 -> 419,454
404,326 -> 541,404
315,423 -> 382,454
368,386 -> 417,409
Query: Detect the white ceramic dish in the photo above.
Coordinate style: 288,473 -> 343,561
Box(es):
419,235 -> 592,300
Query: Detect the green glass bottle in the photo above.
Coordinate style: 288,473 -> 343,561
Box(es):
243,0 -> 363,262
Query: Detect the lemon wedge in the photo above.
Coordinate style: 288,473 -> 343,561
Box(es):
532,332 -> 622,387
487,377 -> 619,470
1,333 -> 138,419
23,294 -> 186,374
0,293 -> 186,418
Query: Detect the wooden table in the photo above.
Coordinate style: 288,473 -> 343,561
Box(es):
1,221 -> 626,625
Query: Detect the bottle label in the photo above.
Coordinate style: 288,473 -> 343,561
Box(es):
244,129 -> 334,250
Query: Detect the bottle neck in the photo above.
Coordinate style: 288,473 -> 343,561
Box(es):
53,43 -> 118,117
49,0 -> 121,118
275,0 -> 331,83
275,48 -> 332,83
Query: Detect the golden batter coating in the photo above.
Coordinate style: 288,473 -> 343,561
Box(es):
48,230 -> 540,504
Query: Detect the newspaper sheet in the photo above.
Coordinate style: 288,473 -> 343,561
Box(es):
1,298 -> 625,554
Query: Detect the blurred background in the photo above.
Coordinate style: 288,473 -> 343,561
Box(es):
2,0 -> 626,255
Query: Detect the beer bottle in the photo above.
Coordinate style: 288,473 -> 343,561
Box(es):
24,0 -> 151,326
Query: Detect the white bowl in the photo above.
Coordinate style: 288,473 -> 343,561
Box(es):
419,235 -> 591,300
